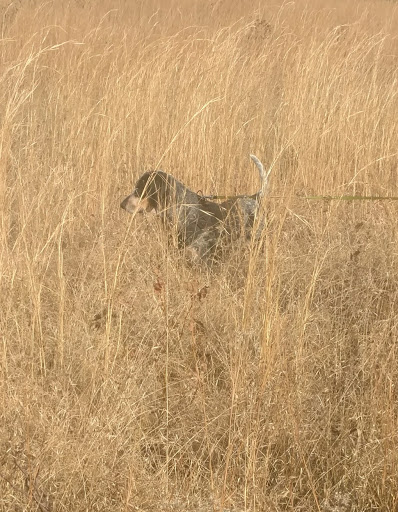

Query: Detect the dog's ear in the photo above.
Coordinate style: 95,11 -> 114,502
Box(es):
134,171 -> 154,196
149,172 -> 176,206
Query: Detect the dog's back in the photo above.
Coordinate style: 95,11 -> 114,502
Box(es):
187,155 -> 270,263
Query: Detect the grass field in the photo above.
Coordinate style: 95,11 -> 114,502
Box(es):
1,0 -> 398,510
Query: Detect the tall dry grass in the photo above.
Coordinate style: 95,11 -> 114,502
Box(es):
1,0 -> 398,510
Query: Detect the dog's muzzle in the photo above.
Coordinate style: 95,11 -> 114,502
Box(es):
120,193 -> 150,214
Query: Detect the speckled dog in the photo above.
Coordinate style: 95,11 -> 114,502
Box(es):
120,155 -> 270,264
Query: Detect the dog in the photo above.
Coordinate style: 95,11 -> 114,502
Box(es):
120,154 -> 270,264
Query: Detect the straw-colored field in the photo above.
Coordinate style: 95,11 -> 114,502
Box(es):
1,0 -> 398,510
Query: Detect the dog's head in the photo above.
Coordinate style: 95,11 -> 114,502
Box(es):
120,171 -> 173,214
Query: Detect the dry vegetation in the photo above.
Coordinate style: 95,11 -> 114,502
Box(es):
1,0 -> 398,510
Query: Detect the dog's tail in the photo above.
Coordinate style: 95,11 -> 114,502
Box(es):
250,154 -> 271,199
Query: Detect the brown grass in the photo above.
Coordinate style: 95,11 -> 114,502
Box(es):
1,0 -> 398,510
